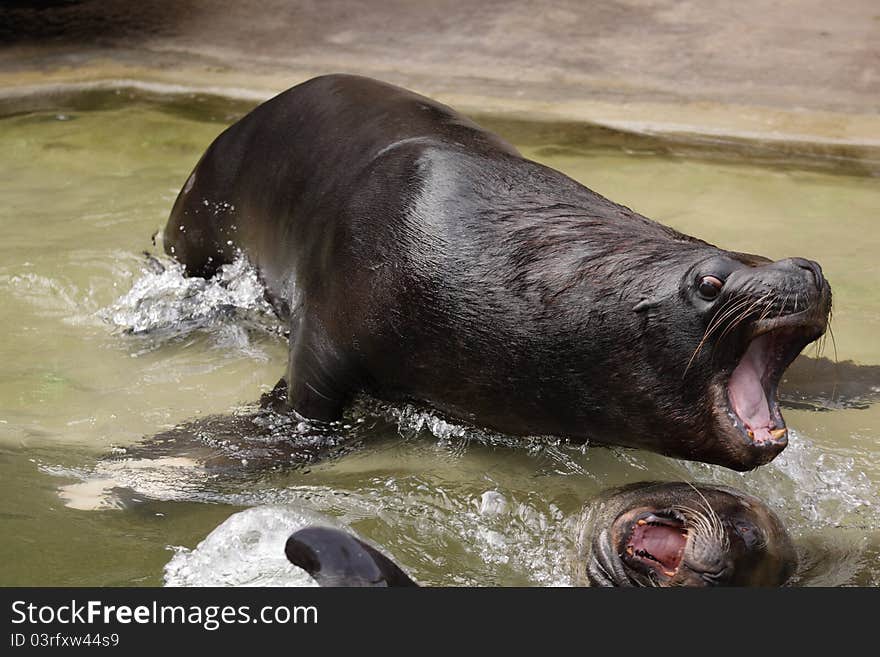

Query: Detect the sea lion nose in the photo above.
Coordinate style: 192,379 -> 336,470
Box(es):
780,257 -> 825,290
795,257 -> 824,289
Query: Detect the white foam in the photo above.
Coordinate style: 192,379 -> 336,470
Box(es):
104,255 -> 279,339
164,506 -> 328,587
680,429 -> 876,529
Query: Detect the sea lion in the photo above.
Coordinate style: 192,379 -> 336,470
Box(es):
285,526 -> 418,587
163,73 -> 831,470
573,481 -> 797,587
284,481 -> 796,587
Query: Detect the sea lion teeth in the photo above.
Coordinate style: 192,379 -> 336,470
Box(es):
663,570 -> 676,577
637,519 -> 647,526
770,428 -> 787,440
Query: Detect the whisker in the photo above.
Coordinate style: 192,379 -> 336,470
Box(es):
775,293 -> 790,321
714,292 -> 773,347
680,481 -> 728,548
827,319 -> 839,400
683,295 -> 752,377
826,313 -> 837,362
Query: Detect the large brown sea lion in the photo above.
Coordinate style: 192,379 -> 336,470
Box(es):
164,74 -> 831,470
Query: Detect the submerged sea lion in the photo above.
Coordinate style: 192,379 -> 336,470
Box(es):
284,481 -> 795,587
285,526 -> 418,587
164,73 -> 831,470
573,482 -> 797,587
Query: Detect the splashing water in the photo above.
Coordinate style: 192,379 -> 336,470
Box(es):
164,506 -> 324,587
104,255 -> 281,338
372,398 -> 593,478
679,430 -> 875,528
47,391 -> 878,586
160,486 -> 575,587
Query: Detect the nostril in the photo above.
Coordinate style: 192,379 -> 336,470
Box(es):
792,258 -> 824,290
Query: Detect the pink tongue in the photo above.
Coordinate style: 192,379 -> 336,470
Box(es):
640,526 -> 684,569
728,335 -> 772,439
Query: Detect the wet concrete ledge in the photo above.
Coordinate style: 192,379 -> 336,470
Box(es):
1,1 -> 878,174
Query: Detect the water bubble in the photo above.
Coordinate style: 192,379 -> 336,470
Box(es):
479,490 -> 508,516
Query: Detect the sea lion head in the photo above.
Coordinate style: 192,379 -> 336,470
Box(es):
628,243 -> 831,470
574,481 -> 797,587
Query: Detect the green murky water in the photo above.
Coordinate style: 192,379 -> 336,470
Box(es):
0,93 -> 878,586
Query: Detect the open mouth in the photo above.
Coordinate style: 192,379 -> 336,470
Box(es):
622,510 -> 688,579
726,315 -> 827,447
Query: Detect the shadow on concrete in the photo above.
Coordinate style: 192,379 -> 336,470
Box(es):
0,0 -> 194,44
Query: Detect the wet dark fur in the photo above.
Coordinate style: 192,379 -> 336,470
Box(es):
164,74 -> 830,470
574,481 -> 797,587
286,482 -> 796,588
286,527 -> 417,587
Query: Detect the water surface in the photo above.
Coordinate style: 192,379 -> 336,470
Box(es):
0,94 -> 877,586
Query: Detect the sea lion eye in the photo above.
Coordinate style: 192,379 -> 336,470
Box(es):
697,275 -> 724,300
735,523 -> 764,549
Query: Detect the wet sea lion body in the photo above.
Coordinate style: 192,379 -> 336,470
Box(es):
285,526 -> 418,587
284,481 -> 796,587
573,481 -> 797,587
164,74 -> 831,470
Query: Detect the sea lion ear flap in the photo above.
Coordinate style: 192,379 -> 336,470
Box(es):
632,271 -> 685,312
632,297 -> 661,313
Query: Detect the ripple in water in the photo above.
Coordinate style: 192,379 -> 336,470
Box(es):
46,396 -> 877,586
160,485 -> 574,587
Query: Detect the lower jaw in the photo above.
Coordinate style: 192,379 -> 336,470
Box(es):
728,411 -> 788,446
726,438 -> 787,470
621,560 -> 681,586
727,387 -> 788,447
691,424 -> 787,471
693,381 -> 789,469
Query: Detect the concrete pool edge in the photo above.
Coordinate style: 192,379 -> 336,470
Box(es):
2,64 -> 879,176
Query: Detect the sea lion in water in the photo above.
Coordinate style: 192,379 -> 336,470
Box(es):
573,482 -> 797,587
164,73 -> 831,470
285,526 -> 418,587
284,482 -> 795,587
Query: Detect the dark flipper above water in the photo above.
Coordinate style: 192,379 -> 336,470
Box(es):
779,356 -> 880,411
115,406 -> 378,477
285,527 -> 418,587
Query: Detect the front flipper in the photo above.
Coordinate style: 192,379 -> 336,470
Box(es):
285,527 -> 418,587
284,316 -> 359,422
259,377 -> 289,412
